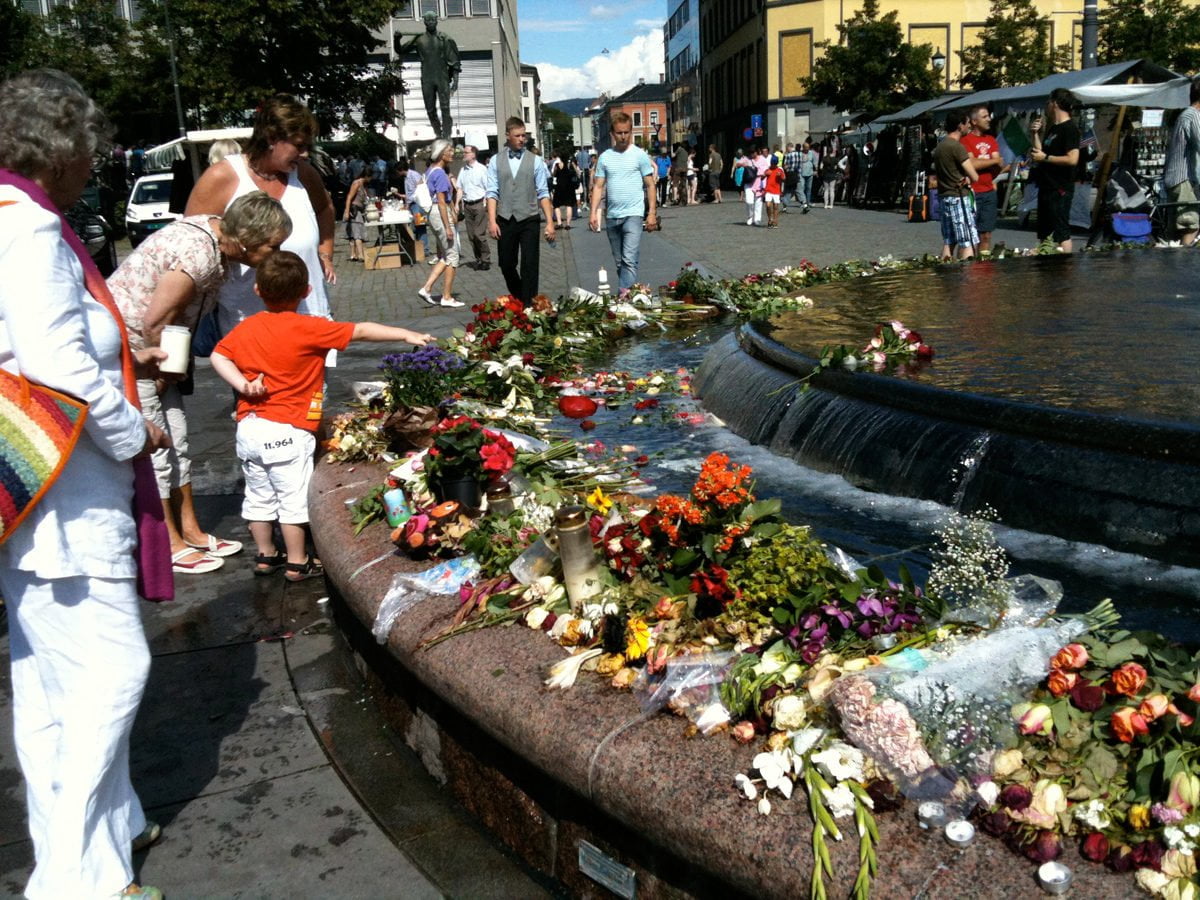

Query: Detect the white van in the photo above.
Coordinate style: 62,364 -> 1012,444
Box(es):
126,173 -> 176,247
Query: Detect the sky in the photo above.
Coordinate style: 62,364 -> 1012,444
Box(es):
517,0 -> 666,102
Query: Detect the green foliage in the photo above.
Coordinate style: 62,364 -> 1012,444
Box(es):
349,485 -> 387,535
802,0 -> 942,119
957,0 -> 1055,91
0,4 -> 42,82
1100,0 -> 1200,73
541,104 -> 574,154
727,524 -> 845,625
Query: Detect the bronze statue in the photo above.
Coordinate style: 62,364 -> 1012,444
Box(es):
395,12 -> 461,139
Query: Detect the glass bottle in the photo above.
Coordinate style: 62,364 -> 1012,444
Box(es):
554,505 -> 602,614
486,482 -> 516,517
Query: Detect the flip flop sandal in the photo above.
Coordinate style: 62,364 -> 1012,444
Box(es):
253,552 -> 287,575
284,556 -> 325,582
186,534 -> 244,557
171,548 -> 223,574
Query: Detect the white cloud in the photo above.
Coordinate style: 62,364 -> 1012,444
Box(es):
535,29 -> 665,102
634,17 -> 663,29
522,19 -> 588,31
589,4 -> 626,18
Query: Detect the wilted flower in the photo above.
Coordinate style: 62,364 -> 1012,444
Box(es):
1023,830 -> 1062,863
980,811 -> 1013,836
771,694 -> 808,732
732,721 -> 757,744
1129,805 -> 1153,830
1070,681 -> 1106,711
1112,706 -> 1151,743
976,780 -> 1000,807
1168,771 -> 1200,814
1050,643 -> 1089,671
1012,702 -> 1054,737
1134,869 -> 1171,895
1081,832 -> 1110,862
610,667 -> 638,690
1188,683 -> 1200,703
1162,848 -> 1198,880
992,748 -> 1025,779
811,742 -> 866,783
1110,843 -> 1137,872
1000,784 -> 1033,811
734,773 -> 758,800
1139,693 -> 1172,721
1109,661 -> 1149,697
1131,839 -> 1166,870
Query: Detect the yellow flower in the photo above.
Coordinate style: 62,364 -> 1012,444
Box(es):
586,486 -> 612,514
1129,804 -> 1151,830
625,617 -> 651,660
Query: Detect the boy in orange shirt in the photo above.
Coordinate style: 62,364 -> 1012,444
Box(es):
763,158 -> 786,228
211,252 -> 434,580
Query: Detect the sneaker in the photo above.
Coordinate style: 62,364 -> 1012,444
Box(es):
417,288 -> 436,305
171,548 -> 223,574
427,256 -> 440,265
132,822 -> 161,852
746,217 -> 754,226
439,297 -> 465,308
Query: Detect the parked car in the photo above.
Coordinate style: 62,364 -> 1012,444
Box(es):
126,173 -> 176,247
65,198 -> 118,276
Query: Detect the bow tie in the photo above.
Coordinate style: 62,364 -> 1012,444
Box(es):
508,150 -> 523,159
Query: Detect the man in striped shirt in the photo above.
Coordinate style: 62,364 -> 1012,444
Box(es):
589,112 -> 657,295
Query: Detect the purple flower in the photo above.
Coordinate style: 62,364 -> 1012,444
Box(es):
857,595 -> 886,617
1152,803 -> 1185,825
821,603 -> 853,628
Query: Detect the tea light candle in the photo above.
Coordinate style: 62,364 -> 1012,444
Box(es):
944,820 -> 975,848
871,633 -> 898,651
1037,861 -> 1073,894
917,801 -> 947,829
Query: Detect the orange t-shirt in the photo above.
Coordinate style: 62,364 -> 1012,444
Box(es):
214,311 -> 354,431
764,167 -> 785,195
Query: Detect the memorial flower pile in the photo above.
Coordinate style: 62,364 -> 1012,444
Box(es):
325,283 -> 1199,900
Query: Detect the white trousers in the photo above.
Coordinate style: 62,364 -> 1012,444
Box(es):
0,569 -> 150,899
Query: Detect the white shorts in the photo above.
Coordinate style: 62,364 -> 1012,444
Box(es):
426,210 -> 460,267
235,415 -> 316,524
764,193 -> 781,205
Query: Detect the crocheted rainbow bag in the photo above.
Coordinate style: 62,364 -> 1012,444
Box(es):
0,370 -> 87,545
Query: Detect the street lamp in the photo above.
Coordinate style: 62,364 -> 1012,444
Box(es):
931,50 -> 946,71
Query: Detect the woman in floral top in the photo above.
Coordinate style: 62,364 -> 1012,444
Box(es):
109,190 -> 291,574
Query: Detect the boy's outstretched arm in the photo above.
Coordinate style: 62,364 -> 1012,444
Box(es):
211,351 -> 267,398
351,323 -> 436,345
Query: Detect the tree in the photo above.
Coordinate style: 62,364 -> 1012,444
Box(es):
541,104 -> 574,152
802,0 -> 941,120
0,4 -> 42,82
958,0 -> 1054,90
160,0 -> 407,133
1100,0 -> 1200,73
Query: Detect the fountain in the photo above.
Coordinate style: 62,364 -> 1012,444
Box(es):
694,253 -> 1200,567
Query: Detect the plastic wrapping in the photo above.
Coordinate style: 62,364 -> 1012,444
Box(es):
633,652 -> 735,734
372,556 -> 481,643
828,574 -> 1081,815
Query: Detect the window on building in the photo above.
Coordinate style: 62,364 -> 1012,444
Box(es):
779,30 -> 812,98
650,109 -> 659,125
523,106 -> 531,122
470,0 -> 491,13
633,111 -> 643,127
522,81 -> 529,97
419,0 -> 438,17
445,0 -> 465,16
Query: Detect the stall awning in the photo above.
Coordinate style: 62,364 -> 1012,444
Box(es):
944,60 -> 1182,115
1071,77 -> 1193,109
872,93 -> 964,124
145,128 -> 254,171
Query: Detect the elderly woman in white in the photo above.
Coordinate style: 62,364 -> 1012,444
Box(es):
0,70 -> 169,900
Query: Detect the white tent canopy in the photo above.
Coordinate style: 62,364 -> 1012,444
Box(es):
145,128 -> 254,171
1071,77 -> 1194,109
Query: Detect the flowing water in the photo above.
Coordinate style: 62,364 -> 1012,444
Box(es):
579,323 -> 1200,643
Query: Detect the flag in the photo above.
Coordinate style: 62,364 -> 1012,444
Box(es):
1002,115 -> 1031,157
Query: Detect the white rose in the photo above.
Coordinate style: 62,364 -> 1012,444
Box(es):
525,608 -> 550,630
772,694 -> 808,732
1134,868 -> 1171,896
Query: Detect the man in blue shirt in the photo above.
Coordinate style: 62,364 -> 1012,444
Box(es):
589,112 -> 657,295
485,116 -> 555,304
655,148 -> 671,207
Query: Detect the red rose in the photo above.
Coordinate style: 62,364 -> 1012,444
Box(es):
580,419 -> 597,431
1023,830 -> 1061,863
916,344 -> 934,360
1108,844 -> 1136,872
1069,681 -> 1106,711
999,784 -> 1032,810
906,330 -> 923,344
1130,839 -> 1165,870
521,352 -> 535,365
979,812 -> 1013,837
1081,832 -> 1110,863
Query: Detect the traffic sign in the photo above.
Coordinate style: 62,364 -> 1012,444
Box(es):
750,114 -> 763,130
743,127 -> 754,140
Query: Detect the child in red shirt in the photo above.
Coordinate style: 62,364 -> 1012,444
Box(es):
763,160 -> 786,228
211,251 -> 433,581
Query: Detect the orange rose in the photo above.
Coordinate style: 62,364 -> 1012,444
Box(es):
1187,683 -> 1200,703
1111,707 -> 1150,743
1051,643 -> 1089,671
1109,662 -> 1148,697
1047,670 -> 1078,697
1138,693 -> 1171,721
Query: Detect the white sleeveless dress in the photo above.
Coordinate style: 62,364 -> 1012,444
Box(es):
217,154 -> 330,334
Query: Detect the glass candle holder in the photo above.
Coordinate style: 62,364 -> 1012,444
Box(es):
1037,861 -> 1073,895
944,820 -> 975,848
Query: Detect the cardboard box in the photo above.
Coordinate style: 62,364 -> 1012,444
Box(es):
365,243 -> 403,270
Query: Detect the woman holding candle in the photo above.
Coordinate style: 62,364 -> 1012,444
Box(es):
109,191 -> 292,573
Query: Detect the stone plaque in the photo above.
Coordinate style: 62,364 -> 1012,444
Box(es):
577,840 -> 636,899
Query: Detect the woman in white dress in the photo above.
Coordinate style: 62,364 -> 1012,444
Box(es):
185,94 -> 336,336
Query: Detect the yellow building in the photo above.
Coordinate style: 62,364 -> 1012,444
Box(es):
701,0 -> 1097,152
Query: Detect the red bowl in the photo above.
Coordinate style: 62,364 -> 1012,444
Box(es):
558,395 -> 599,419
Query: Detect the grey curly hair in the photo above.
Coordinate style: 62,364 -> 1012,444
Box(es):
221,190 -> 293,250
0,69 -> 112,180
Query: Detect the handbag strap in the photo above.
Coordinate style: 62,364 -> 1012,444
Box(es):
0,170 -> 140,412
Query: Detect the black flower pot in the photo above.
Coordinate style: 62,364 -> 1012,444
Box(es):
433,474 -> 482,509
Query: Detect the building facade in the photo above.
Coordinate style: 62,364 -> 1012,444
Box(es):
701,0 -> 1118,155
519,64 -> 544,150
594,81 -> 671,153
665,0 -> 702,147
385,0 -> 522,153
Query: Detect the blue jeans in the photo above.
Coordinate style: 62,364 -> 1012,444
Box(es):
605,215 -> 643,292
799,174 -> 813,206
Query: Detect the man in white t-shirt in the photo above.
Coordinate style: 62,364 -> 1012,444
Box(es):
589,112 -> 657,295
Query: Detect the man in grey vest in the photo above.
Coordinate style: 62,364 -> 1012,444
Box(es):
486,116 -> 555,304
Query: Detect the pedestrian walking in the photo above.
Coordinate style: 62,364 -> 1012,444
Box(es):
486,116 -> 555,304
457,144 -> 490,269
589,111 -> 657,295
